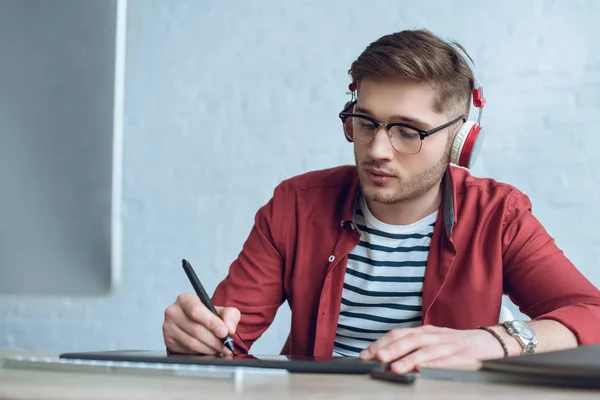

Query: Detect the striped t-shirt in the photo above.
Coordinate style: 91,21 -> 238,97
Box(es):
333,195 -> 437,356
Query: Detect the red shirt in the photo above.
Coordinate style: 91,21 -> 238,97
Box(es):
212,165 -> 600,356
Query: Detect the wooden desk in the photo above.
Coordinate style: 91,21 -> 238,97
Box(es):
0,351 -> 596,400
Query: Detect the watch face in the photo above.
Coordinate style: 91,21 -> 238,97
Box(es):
513,321 -> 535,340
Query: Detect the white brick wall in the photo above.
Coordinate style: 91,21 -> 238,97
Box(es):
1,0 -> 599,354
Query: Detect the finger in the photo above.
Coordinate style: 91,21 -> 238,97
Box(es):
164,302 -> 231,355
218,307 -> 241,335
170,306 -> 230,354
375,332 -> 439,363
389,344 -> 457,374
359,329 -> 412,359
360,325 -> 441,360
165,322 -> 224,355
164,339 -> 190,355
164,327 -> 202,355
178,294 -> 229,339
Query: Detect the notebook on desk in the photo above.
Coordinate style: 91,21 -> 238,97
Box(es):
59,350 -> 385,374
420,344 -> 600,389
481,343 -> 600,378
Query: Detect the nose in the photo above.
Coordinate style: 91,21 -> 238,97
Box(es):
368,126 -> 395,161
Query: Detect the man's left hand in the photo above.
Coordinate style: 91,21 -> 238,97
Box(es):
359,324 -> 507,374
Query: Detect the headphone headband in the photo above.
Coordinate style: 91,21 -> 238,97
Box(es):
446,39 -> 485,109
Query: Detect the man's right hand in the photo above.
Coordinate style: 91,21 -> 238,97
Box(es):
162,293 -> 241,355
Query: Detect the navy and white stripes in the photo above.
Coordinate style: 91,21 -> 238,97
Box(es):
333,196 -> 437,356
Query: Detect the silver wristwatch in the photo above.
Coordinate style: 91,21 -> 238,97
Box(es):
502,320 -> 537,355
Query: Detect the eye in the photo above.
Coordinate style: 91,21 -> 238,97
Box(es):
357,119 -> 377,131
388,125 -> 421,141
399,130 -> 419,139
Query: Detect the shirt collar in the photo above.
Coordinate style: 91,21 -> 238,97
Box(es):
442,167 -> 457,239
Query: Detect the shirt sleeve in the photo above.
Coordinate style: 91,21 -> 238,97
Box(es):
502,190 -> 600,345
211,183 -> 289,353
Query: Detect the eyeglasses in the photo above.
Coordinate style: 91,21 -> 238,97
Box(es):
339,100 -> 465,155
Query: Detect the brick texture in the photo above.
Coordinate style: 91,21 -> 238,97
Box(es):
1,0 -> 599,354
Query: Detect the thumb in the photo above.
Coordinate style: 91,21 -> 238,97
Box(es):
217,306 -> 241,335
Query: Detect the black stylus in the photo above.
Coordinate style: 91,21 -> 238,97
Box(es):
181,258 -> 237,354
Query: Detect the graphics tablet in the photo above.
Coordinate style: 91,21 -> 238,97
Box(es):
59,350 -> 385,374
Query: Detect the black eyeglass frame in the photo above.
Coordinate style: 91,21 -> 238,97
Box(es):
339,100 -> 465,144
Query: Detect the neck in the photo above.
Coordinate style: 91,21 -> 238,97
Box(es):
366,181 -> 443,226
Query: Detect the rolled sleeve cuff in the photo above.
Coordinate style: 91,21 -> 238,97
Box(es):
535,303 -> 600,345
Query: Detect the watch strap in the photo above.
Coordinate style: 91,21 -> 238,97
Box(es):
502,321 -> 535,355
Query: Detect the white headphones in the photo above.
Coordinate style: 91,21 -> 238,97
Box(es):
448,41 -> 486,169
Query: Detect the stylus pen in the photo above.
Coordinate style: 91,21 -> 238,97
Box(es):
181,259 -> 246,355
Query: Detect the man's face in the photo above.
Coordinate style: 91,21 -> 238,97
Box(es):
353,79 -> 456,204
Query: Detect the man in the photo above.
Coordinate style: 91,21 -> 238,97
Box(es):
162,29 -> 600,374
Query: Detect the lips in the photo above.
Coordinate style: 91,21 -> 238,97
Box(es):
365,168 -> 394,178
364,167 -> 396,185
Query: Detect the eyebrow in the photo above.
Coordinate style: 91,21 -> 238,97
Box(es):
354,106 -> 432,130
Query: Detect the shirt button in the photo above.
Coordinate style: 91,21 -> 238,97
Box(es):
328,255 -> 335,262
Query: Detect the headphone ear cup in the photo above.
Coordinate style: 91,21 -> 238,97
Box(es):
451,121 -> 483,168
342,101 -> 354,142
464,126 -> 485,168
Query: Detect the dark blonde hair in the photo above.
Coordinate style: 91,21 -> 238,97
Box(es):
349,29 -> 475,118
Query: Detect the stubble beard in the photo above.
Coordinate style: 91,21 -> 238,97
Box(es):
356,137 -> 452,205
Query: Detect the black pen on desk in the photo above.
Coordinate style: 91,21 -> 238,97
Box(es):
181,258 -> 237,355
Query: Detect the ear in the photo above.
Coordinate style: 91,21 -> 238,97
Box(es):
342,101 -> 354,143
